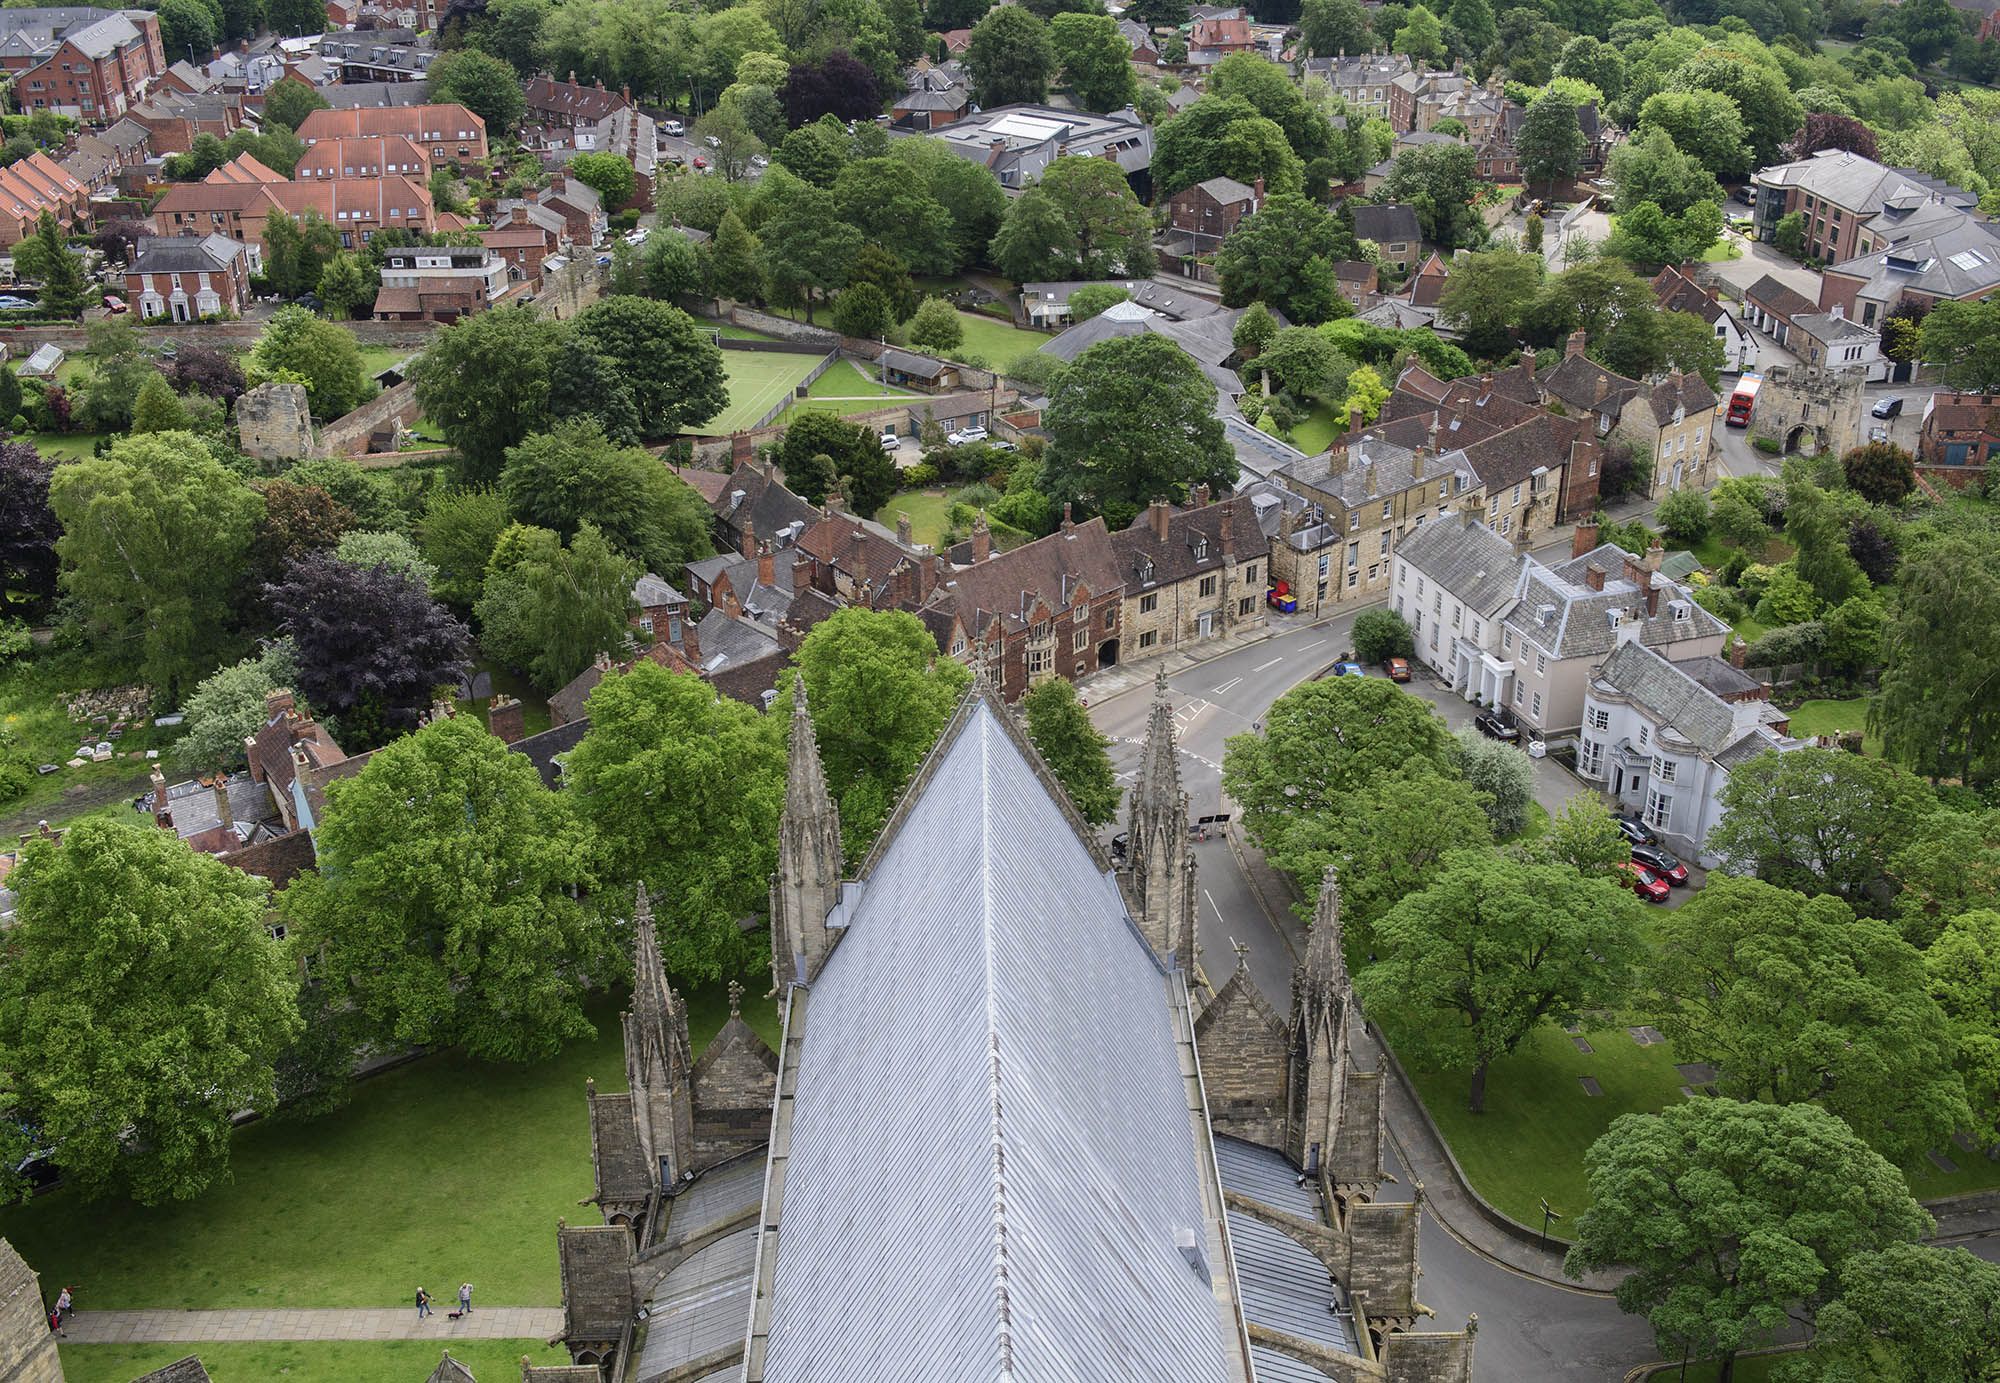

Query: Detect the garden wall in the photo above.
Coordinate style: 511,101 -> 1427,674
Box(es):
0,319 -> 438,354
317,378 -> 421,457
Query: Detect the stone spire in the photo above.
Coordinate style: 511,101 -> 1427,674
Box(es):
771,680 -> 843,993
1125,667 -> 1194,970
1288,866 -> 1352,1170
622,882 -> 694,1190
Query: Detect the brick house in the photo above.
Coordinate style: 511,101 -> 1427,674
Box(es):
1351,203 -> 1422,272
1109,491 -> 1269,661
1751,149 -> 1975,266
1652,264 -> 1759,373
0,150 -> 86,246
478,203 -> 566,286
128,89 -> 236,155
0,6 -> 166,121
125,233 -> 250,320
524,73 -> 629,129
1917,392 -> 2000,480
296,102 -> 488,163
293,134 -> 429,180
918,515 -> 1125,702
370,242 -> 510,320
1167,175 -> 1263,251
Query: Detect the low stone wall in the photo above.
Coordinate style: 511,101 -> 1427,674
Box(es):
317,378 -> 422,457
0,318 -> 438,354
726,305 -> 836,345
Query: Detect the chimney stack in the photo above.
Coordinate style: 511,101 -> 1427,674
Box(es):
739,516 -> 756,560
896,510 -> 913,547
1643,540 -> 1663,616
793,549 -> 815,594
1644,538 -> 1664,576
681,615 -> 701,663
1060,502 -> 1074,533
1191,483 -> 1211,508
1349,406 -> 1365,433
758,541 -> 775,588
1251,175 -> 1264,202
1729,634 -> 1748,669
1148,497 -> 1172,541
1583,565 -> 1604,591
1566,328 -> 1587,359
212,775 -> 234,836
1571,519 -> 1598,558
1521,345 -> 1536,378
149,766 -> 170,821
972,511 -> 991,562
487,694 -> 525,744
264,687 -> 295,721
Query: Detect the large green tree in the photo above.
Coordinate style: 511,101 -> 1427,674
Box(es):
1928,908 -> 2000,1149
49,432 -> 262,701
420,487 -> 512,611
1041,334 -> 1237,529
0,817 -> 300,1204
1050,12 -> 1137,112
1216,193 -> 1355,325
1706,747 -> 1938,914
1918,297 -> 2000,393
990,155 -> 1156,282
1565,1099 -> 1934,1381
1299,0 -> 1370,54
427,47 -> 527,132
1607,126 -> 1723,216
411,306 -> 566,485
570,296 -> 727,438
498,420 -> 713,576
1636,89 -> 1753,181
1809,1243 -> 2000,1383
1645,876 -> 1969,1163
565,663 -> 785,982
249,304 -> 369,419
1872,528 -> 2000,786
966,5 -> 1054,106
1152,96 -> 1305,199
1517,91 -> 1586,194
174,640 -> 302,774
832,156 -> 957,276
476,522 -> 639,691
283,715 -> 610,1061
1300,772 -> 1493,947
756,180 -> 859,320
1892,809 -> 2000,946
1379,140 -> 1487,250
788,608 -> 972,856
1437,248 -> 1545,358
1205,54 -> 1336,168
886,137 -> 1009,274
1357,848 -> 1645,1111
1021,677 -> 1119,826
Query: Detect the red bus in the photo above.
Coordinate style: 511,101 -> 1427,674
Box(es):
1725,373 -> 1762,428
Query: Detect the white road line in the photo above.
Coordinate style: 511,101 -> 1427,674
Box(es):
1299,639 -> 1326,651
1251,656 -> 1284,672
1204,889 -> 1228,925
1212,676 -> 1242,694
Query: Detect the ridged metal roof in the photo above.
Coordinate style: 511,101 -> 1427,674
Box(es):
763,700 -> 1233,1383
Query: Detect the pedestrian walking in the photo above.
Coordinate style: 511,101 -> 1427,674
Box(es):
416,1287 -> 431,1320
458,1283 -> 473,1316
54,1287 -> 71,1323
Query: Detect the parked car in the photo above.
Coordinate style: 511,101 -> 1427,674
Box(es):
988,439 -> 1018,453
1266,580 -> 1297,613
1871,395 -> 1904,419
692,155 -> 708,170
946,425 -> 988,445
750,154 -> 769,168
1617,861 -> 1672,903
101,293 -> 127,313
1613,813 -> 1657,845
878,429 -> 899,451
1383,657 -> 1410,682
624,227 -> 650,245
1331,661 -> 1367,677
704,134 -> 722,149
662,118 -> 685,136
1473,710 -> 1518,741
1631,844 -> 1690,886
0,294 -> 35,309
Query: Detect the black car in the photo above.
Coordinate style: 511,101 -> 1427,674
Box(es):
1473,711 -> 1518,742
1614,814 -> 1656,845
1871,396 -> 1904,419
1631,843 -> 1691,886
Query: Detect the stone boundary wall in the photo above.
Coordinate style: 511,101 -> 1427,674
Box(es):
317,378 -> 421,457
726,305 -> 837,345
0,319 -> 437,354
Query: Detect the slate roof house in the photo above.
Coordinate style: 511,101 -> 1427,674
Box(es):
0,5 -> 166,120
549,675 -> 1475,1383
125,232 -> 250,320
1350,203 -> 1422,271
1166,174 -> 1263,251
1109,491 -> 1270,660
1651,264 -> 1759,373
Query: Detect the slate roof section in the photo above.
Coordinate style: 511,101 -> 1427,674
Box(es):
1754,149 -> 1976,215
879,346 -> 949,379
1039,299 -> 1248,394
1222,413 -> 1311,481
509,718 -> 589,787
1393,511 -> 1519,617
632,572 -> 684,606
1505,543 -> 1727,660
1592,640 -> 1738,752
1351,203 -> 1421,245
761,699 -> 1235,1383
1827,203 -> 2000,302
1214,1137 -> 1354,1380
1645,371 -> 1718,423
129,234 -> 244,274
928,516 -> 1124,639
1744,273 -> 1817,321
1537,353 -> 1640,416
1110,495 -> 1269,589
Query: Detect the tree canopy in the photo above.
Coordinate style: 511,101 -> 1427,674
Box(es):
1022,677 -> 1120,826
498,420 -> 713,576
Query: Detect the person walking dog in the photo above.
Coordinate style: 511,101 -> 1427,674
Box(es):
458,1283 -> 473,1316
416,1286 -> 431,1320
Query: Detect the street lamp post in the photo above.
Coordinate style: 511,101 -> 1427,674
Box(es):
1538,1197 -> 1561,1250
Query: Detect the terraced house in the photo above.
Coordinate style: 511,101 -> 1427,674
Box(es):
0,5 -> 165,120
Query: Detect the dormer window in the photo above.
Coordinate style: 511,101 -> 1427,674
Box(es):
1192,536 -> 1207,560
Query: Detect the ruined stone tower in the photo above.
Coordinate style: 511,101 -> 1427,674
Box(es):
0,1238 -> 62,1383
1125,667 -> 1195,971
622,883 -> 695,1194
770,683 -> 842,993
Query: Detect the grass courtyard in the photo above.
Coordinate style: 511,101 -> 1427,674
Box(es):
687,349 -> 827,435
1782,696 -> 1871,745
0,978 -> 780,1311
1258,402 -> 1342,455
59,1340 -> 573,1383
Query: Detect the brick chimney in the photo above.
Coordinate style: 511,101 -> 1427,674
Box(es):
1060,502 -> 1074,533
739,515 -> 756,559
1349,406 -> 1365,433
1583,565 -> 1604,591
1148,497 -> 1172,541
896,510 -> 913,547
488,694 -> 525,743
681,615 -> 701,663
212,775 -> 234,835
1251,175 -> 1264,203
1566,328 -> 1587,359
1570,519 -> 1598,558
1729,634 -> 1748,669
1521,345 -> 1536,378
758,541 -> 775,588
793,549 -> 815,593
265,687 -> 295,721
149,765 -> 171,822
1643,539 -> 1663,617
972,510 -> 991,562
1621,549 -> 1645,591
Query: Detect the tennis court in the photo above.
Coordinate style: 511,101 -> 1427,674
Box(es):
687,349 -> 828,435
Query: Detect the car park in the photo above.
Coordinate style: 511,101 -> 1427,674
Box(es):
1473,710 -> 1518,741
947,425 -> 988,445
1871,396 -> 1903,419
1616,861 -> 1672,903
1630,844 -> 1689,886
1383,657 -> 1410,682
1613,814 -> 1656,845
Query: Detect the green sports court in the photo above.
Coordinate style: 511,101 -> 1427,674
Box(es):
686,348 -> 829,435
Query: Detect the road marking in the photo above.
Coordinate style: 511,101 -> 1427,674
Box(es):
1298,639 -> 1325,651
1212,676 -> 1242,694
1204,889 -> 1228,926
1251,656 -> 1284,672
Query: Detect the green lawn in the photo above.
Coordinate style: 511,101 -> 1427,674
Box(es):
946,309 -> 1050,367
687,350 -> 826,435
355,344 -> 412,379
19,430 -> 101,459
775,359 -> 916,422
59,1340 -> 573,1383
1407,1020 -> 1692,1236
714,323 -> 783,341
874,488 -> 954,547
1782,697 -> 1869,742
1697,238 -> 1742,263
0,980 -> 780,1311
0,650 -> 182,828
1259,403 -> 1342,455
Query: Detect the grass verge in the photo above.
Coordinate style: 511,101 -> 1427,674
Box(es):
59,1340 -> 573,1383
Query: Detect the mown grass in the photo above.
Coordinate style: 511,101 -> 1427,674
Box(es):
59,1340 -> 574,1383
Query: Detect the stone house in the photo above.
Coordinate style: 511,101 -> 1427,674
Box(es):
125,233 -> 250,320
1350,203 -> 1422,272
1788,308 -> 1886,380
917,514 -> 1125,701
1296,52 -> 1411,121
1109,490 -> 1269,660
1651,264 -> 1759,373
1493,530 -> 1729,738
0,1237 -> 61,1383
1274,422 -> 1483,611
708,459 -> 820,565
1577,637 -> 1801,864
1534,334 -> 1717,500
1390,510 -> 1521,708
1166,175 -> 1263,252
1333,258 -> 1377,307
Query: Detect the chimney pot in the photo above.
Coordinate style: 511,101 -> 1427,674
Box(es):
1060,502 -> 1074,532
1729,634 -> 1748,669
1570,519 -> 1599,558
758,542 -> 775,587
1566,328 -> 1587,359
487,693 -> 525,743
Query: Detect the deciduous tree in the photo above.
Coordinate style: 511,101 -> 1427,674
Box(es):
906,296 -> 964,356
281,715 -> 610,1062
1022,677 -> 1119,825
0,817 -> 300,1204
1606,127 -> 1722,217
1810,1243 -> 2000,1383
0,443 -> 58,618
1050,12 -> 1137,112
428,47 -> 528,132
1216,193 -> 1355,325
249,304 -> 369,419
569,151 -> 636,209
832,156 -> 957,276
1648,876 -> 1969,1163
571,296 -> 727,438
565,663 -> 785,982
1152,96 -> 1303,199
262,75 -> 328,129
1304,773 -> 1492,946
174,641 -> 302,774
499,420 -> 712,575
967,6 -> 1054,106
1451,727 -> 1537,837
420,486 -> 511,611
1356,848 -> 1646,1111
1299,0 -> 1370,54
1918,297 -> 2000,392
1380,140 -> 1487,250
1565,1100 -> 1934,1380
1872,528 -> 2000,785
1517,91 -> 1585,194
777,50 -> 883,126
476,522 -> 638,691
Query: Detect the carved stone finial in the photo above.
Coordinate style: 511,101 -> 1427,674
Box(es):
1466,1313 -> 1480,1337
1231,937 -> 1250,973
727,979 -> 743,1017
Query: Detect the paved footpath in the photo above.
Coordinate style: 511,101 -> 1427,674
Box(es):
60,1306 -> 563,1344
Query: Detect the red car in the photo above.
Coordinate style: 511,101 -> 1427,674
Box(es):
1384,657 -> 1410,682
1616,861 -> 1671,903
1631,844 -> 1690,886
692,155 -> 708,170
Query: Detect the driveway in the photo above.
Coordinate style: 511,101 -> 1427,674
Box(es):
1701,232 -> 1820,302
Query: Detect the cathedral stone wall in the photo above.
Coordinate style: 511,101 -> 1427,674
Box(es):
235,382 -> 315,461
1195,974 -> 1289,1148
691,1015 -> 780,1166
0,1239 -> 62,1383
